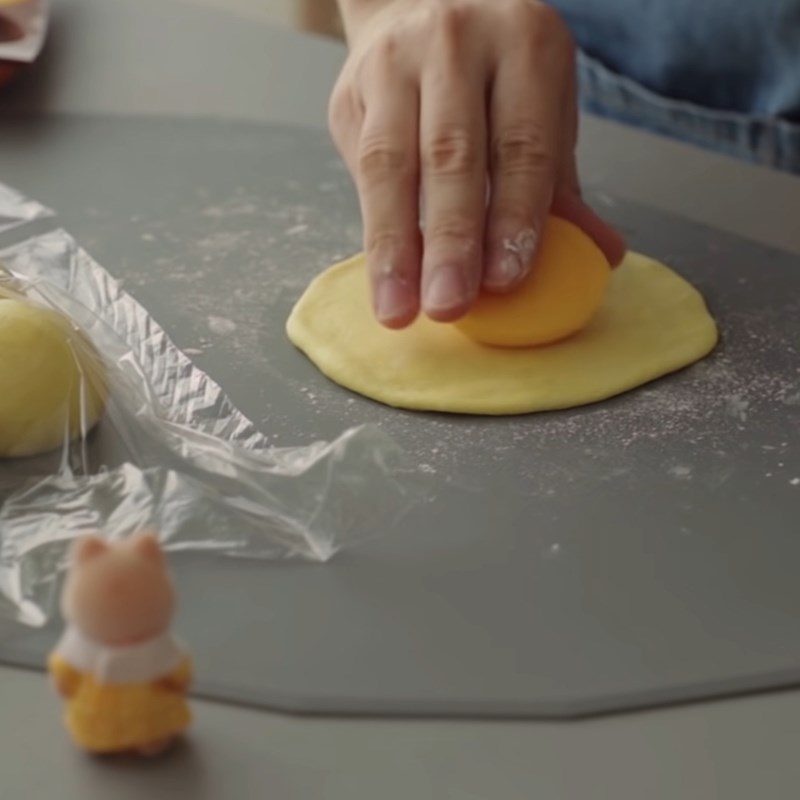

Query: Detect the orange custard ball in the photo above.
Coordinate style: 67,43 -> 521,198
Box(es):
456,216 -> 611,347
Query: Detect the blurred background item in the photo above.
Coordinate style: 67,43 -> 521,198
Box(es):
296,0 -> 343,38
0,0 -> 48,90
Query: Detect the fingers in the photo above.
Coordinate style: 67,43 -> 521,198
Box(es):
327,0 -> 623,329
418,22 -> 488,322
356,71 -> 422,328
330,48 -> 423,329
483,11 -> 571,293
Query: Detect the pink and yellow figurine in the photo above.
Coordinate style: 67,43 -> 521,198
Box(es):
48,532 -> 192,756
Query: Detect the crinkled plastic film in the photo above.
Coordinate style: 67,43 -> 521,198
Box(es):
0,182 -> 53,234
0,228 -> 422,627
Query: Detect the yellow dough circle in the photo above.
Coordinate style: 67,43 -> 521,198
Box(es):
287,252 -> 718,416
0,298 -> 106,457
456,216 -> 610,347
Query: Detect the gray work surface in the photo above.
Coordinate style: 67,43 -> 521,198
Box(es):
0,0 -> 799,796
0,114 -> 799,719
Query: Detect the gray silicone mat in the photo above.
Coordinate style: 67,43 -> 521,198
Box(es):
0,114 -> 798,718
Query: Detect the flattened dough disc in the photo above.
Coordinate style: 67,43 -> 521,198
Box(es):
286,251 -> 718,415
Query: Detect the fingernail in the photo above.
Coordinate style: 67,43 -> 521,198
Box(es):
375,275 -> 413,324
484,228 -> 538,291
423,264 -> 469,313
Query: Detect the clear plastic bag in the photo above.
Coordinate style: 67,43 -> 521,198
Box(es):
0,181 -> 52,234
0,227 -> 422,626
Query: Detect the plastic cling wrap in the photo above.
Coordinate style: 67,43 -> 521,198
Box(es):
0,181 -> 52,233
0,228 -> 421,626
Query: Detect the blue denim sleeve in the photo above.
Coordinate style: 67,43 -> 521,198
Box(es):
547,0 -> 800,172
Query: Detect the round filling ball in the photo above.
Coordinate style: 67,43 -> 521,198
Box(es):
0,298 -> 106,458
455,216 -> 611,347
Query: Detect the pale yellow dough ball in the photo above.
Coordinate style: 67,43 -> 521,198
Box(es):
455,216 -> 611,347
0,298 -> 106,458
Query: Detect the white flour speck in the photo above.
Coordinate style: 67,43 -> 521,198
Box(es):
360,301 -> 798,497
544,543 -> 562,559
725,394 -> 749,422
141,233 -> 156,242
207,316 -> 237,336
201,200 -> 260,218
285,224 -> 309,237
791,478 -> 800,486
594,192 -> 617,208
197,231 -> 249,254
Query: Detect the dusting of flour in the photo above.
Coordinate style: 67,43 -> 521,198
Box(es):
107,147 -> 797,500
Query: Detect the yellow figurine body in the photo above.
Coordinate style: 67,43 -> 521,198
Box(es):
49,533 -> 192,756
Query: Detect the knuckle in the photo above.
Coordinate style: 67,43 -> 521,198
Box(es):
353,32 -> 404,93
327,100 -> 345,140
426,213 -> 478,245
365,230 -> 402,256
422,1 -> 474,64
492,124 -> 556,176
371,32 -> 400,65
358,135 -> 409,182
423,128 -> 479,176
519,1 -> 573,51
327,82 -> 358,138
435,2 -> 472,37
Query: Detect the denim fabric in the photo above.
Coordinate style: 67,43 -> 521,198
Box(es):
548,0 -> 800,172
577,50 -> 800,172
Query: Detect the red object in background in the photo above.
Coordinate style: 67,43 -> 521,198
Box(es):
0,60 -> 22,88
0,13 -> 25,89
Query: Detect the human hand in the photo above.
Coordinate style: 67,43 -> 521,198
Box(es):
329,0 -> 625,328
